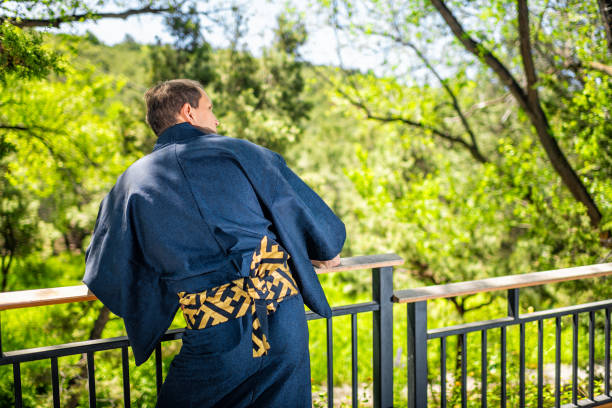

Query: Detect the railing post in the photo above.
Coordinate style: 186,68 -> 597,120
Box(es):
372,266 -> 394,408
407,301 -> 428,408
508,288 -> 519,318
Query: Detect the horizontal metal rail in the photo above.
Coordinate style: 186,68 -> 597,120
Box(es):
0,302 -> 382,365
427,299 -> 612,339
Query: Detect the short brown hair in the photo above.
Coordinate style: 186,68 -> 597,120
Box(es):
144,79 -> 204,135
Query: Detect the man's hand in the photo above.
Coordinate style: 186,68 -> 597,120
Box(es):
311,255 -> 341,269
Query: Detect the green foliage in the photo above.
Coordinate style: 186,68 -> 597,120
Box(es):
0,42 -> 142,291
0,22 -> 63,82
149,11 -> 312,154
150,10 -> 217,87
0,169 -> 39,291
0,0 -> 610,405
309,0 -> 610,293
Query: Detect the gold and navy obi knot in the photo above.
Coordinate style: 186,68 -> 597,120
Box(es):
177,236 -> 299,357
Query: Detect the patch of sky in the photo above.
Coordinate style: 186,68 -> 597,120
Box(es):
25,0 -> 481,82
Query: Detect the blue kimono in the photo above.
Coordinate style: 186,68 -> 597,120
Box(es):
83,122 -> 345,406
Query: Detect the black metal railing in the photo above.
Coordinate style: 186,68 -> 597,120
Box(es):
1,259 -> 611,408
395,263 -> 612,408
0,254 -> 402,408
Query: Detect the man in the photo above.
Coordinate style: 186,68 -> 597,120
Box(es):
83,79 -> 345,407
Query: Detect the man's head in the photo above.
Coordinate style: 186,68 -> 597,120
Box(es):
144,79 -> 219,136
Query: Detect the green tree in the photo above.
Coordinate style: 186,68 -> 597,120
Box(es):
315,0 -> 611,226
150,9 -> 313,153
297,2 -> 612,355
0,0 -> 230,84
0,139 -> 38,291
0,53 -> 141,281
308,0 -> 611,266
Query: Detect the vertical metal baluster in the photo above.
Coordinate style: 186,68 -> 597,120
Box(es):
555,316 -> 561,408
51,357 -> 60,408
606,307 -> 610,397
520,323 -> 525,408
481,330 -> 487,408
155,343 -> 163,396
373,266 -> 394,408
351,314 -> 358,408
501,326 -> 506,408
122,345 -> 131,407
13,363 -> 22,408
461,333 -> 467,408
589,311 -> 595,400
572,314 -> 578,406
505,288 -> 519,408
538,320 -> 544,408
327,317 -> 333,408
407,301 -> 428,408
87,352 -> 96,408
441,337 -> 446,408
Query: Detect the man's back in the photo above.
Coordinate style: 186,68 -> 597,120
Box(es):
85,122 -> 345,365
106,123 -> 278,291
84,80 -> 344,407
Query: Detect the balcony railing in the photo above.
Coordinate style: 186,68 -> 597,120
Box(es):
1,258 -> 611,408
395,263 -> 612,408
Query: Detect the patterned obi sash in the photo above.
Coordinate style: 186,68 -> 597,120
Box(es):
177,236 -> 299,357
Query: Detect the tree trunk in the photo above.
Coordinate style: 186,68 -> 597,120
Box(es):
429,0 -> 602,228
598,0 -> 612,54
1,252 -> 13,292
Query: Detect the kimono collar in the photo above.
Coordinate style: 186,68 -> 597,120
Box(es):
153,122 -> 214,151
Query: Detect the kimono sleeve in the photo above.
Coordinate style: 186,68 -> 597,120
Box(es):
272,155 -> 346,262
83,193 -> 178,366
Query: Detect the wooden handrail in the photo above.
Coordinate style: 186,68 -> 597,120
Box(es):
0,254 -> 404,311
0,286 -> 97,311
393,262 -> 612,304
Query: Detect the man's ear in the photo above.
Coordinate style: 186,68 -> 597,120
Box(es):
178,102 -> 195,124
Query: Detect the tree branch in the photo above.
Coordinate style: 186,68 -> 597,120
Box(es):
364,24 -> 486,161
366,112 -> 490,163
430,0 -> 603,228
588,60 -> 612,76
0,123 -> 60,157
0,123 -> 85,188
0,124 -> 30,131
65,305 -> 111,408
429,0 -> 531,113
2,5 -> 173,28
457,93 -> 511,118
517,0 -> 540,108
306,62 -> 490,163
1,246 -> 14,292
463,296 -> 497,313
0,123 -> 98,167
